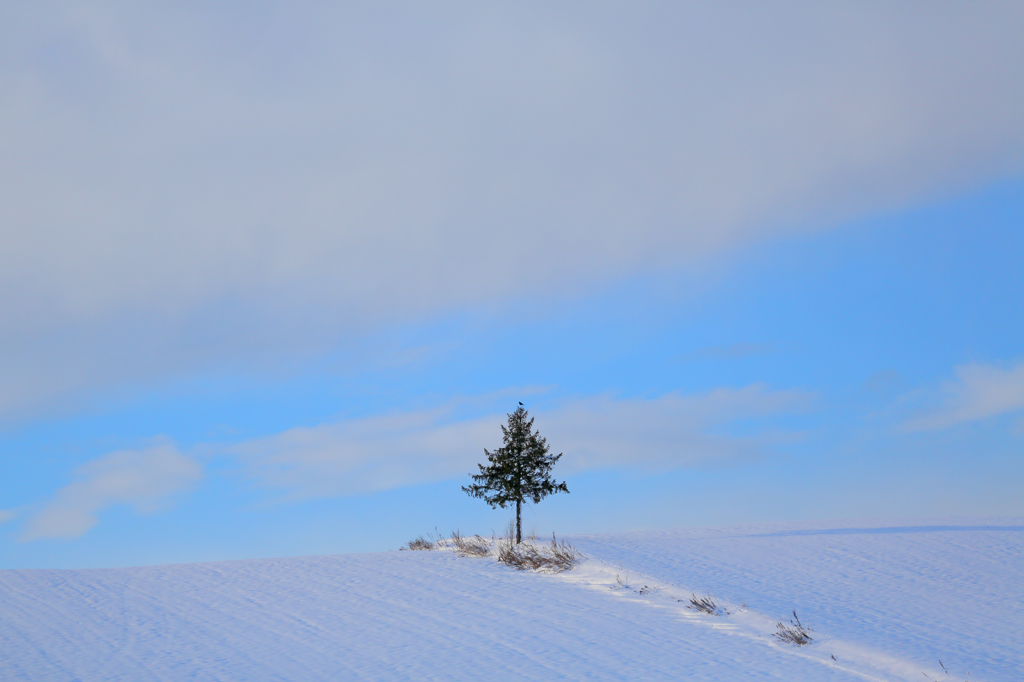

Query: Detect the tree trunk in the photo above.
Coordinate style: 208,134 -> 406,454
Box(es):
516,499 -> 522,544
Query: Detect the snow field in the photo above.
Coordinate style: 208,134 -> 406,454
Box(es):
570,519 -> 1023,681
0,518 -> 1019,681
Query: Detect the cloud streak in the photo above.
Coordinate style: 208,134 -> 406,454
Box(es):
901,362 -> 1024,432
1,3 -> 1022,418
550,386 -> 813,473
230,385 -> 814,501
22,442 -> 202,540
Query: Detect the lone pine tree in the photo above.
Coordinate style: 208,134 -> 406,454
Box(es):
463,405 -> 569,544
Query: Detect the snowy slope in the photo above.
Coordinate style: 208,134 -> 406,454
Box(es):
570,519 -> 1024,682
0,519 -> 1020,681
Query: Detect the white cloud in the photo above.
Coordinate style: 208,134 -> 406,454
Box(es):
0,509 -> 14,525
231,385 -> 813,500
550,386 -> 813,473
901,362 -> 1024,432
230,408 -> 498,501
22,442 -> 202,540
1,3 -> 1022,418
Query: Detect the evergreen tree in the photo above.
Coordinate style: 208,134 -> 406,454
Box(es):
463,406 -> 569,544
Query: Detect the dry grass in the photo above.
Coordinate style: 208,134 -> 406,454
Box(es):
774,610 -> 813,646
403,524 -> 582,572
686,594 -> 723,615
401,528 -> 444,551
402,535 -> 437,551
497,530 -> 583,573
448,529 -> 491,557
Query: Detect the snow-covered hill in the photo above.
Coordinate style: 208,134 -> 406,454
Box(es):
1,519 -> 1020,681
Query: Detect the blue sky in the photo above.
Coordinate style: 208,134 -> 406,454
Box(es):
1,3 -> 1023,569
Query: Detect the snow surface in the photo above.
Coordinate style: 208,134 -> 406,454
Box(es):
1,518 -> 1020,681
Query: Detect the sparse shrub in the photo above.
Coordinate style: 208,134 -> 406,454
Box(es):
547,533 -> 583,570
774,610 -> 813,646
497,531 -> 583,572
610,574 -> 635,590
404,524 -> 581,572
686,594 -> 722,615
449,529 -> 490,557
402,528 -> 444,551
497,540 -> 543,569
403,535 -> 436,551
